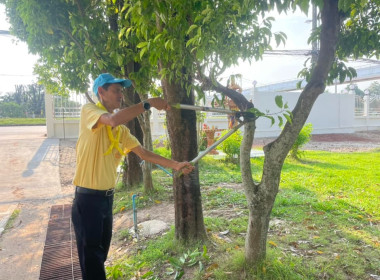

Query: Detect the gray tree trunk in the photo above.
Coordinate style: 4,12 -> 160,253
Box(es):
123,61 -> 155,193
242,0 -> 342,264
141,111 -> 154,192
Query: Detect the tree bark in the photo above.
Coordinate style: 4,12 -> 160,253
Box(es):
122,87 -> 143,188
161,76 -> 207,241
243,0 -> 342,265
122,61 -> 155,192
141,111 -> 154,192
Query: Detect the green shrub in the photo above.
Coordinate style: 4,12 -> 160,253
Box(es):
218,129 -> 242,163
153,147 -> 171,159
198,131 -> 207,151
289,123 -> 313,159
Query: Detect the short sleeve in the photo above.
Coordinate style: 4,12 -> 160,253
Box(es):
81,103 -> 107,131
120,125 -> 141,152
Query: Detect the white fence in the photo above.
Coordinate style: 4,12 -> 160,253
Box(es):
45,91 -> 380,139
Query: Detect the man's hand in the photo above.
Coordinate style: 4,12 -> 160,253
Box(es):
176,162 -> 194,175
148,97 -> 170,111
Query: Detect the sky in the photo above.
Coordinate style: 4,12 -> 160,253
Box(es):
0,4 -> 377,96
0,6 -> 39,95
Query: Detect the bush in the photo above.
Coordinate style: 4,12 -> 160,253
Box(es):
289,123 -> 313,159
218,129 -> 242,163
199,131 -> 207,151
153,147 -> 171,159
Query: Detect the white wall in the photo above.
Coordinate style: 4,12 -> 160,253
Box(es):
45,93 -> 80,139
250,91 -> 356,137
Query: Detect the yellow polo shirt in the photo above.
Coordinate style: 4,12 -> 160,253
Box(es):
73,103 -> 140,190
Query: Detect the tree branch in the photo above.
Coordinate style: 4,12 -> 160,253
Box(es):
195,61 -> 253,111
265,0 -> 343,163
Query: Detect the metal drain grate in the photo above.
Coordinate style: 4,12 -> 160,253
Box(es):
39,204 -> 82,280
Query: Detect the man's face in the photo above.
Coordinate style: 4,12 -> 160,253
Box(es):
100,83 -> 124,111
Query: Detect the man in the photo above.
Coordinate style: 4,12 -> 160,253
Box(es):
72,73 -> 194,280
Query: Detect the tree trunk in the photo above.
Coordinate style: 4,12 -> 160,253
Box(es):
141,111 -> 154,192
242,0 -> 342,265
161,78 -> 207,241
123,116 -> 143,187
122,61 -> 155,192
122,87 -> 143,188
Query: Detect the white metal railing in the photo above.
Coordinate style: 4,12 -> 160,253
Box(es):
54,107 -> 81,118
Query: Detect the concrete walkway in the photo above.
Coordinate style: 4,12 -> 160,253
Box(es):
0,126 -> 73,279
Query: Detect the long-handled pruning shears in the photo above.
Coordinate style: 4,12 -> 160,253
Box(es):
172,103 -> 254,176
148,103 -> 253,177
171,103 -> 255,119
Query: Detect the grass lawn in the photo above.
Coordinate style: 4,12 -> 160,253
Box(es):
108,149 -> 380,280
0,118 -> 46,126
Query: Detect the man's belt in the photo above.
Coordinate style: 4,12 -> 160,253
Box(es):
75,186 -> 115,197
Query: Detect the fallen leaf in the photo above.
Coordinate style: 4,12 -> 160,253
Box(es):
203,272 -> 214,279
268,241 -> 277,247
307,225 -> 318,230
206,263 -> 219,272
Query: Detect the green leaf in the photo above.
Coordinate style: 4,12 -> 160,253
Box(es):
153,33 -> 162,42
140,46 -> 147,59
174,270 -> 184,280
186,24 -> 198,35
186,37 -> 196,48
136,41 -> 148,48
202,245 -> 209,259
165,40 -> 171,50
267,115 -> 275,127
141,271 -> 153,278
119,27 -> 126,39
117,54 -> 123,66
97,60 -> 104,70
284,112 -> 293,124
199,261 -> 204,272
196,49 -> 205,60
197,26 -> 202,36
275,95 -> 283,108
278,116 -> 283,127
168,257 -> 183,269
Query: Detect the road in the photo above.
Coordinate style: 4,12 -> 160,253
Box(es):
0,126 -> 72,279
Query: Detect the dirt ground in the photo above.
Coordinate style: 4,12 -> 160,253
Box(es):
58,130 -> 380,265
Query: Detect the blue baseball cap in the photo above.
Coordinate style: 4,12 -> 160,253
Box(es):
93,73 -> 132,97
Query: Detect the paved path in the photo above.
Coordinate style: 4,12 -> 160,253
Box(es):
0,126 -> 73,279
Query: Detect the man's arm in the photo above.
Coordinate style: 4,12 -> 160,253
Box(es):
98,98 -> 170,127
131,145 -> 194,175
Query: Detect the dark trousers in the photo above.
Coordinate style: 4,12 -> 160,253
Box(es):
72,190 -> 113,280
